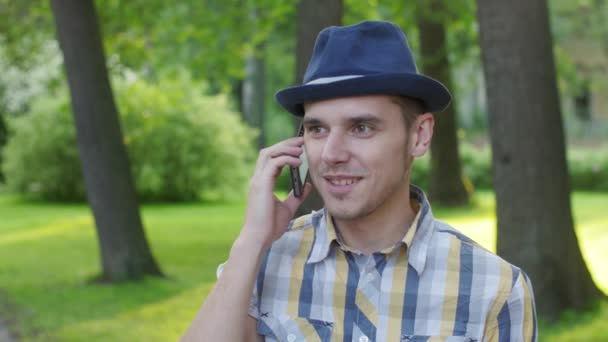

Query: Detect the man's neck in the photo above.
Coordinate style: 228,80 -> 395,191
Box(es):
332,183 -> 416,255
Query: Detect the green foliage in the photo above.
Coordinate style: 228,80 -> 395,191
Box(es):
97,0 -> 296,92
550,0 -> 608,119
410,143 -> 492,190
0,0 -> 53,68
0,39 -> 67,185
459,144 -> 493,189
540,301 -> 608,342
410,143 -> 608,192
117,72 -> 256,201
0,41 -> 64,115
1,72 -> 256,202
2,93 -> 83,201
568,147 -> 608,191
274,166 -> 292,193
0,114 -> 7,183
410,152 -> 431,189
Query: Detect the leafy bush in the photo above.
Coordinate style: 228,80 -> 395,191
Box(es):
411,143 -> 608,192
4,78 -> 606,202
568,147 -> 608,192
116,74 -> 256,201
410,153 -> 431,190
2,95 -> 83,200
2,73 -> 256,201
459,144 -> 493,189
409,144 -> 493,190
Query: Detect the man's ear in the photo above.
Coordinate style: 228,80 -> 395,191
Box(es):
410,113 -> 434,158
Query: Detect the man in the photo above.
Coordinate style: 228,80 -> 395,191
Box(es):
181,21 -> 537,342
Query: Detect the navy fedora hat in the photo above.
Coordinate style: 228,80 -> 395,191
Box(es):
275,21 -> 452,116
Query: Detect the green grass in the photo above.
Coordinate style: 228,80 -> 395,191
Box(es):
0,191 -> 606,341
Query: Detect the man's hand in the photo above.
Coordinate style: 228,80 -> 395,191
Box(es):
240,136 -> 313,249
180,137 -> 312,342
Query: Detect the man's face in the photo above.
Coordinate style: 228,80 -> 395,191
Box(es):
303,95 -> 412,221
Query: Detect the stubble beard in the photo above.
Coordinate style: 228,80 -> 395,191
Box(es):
316,157 -> 412,222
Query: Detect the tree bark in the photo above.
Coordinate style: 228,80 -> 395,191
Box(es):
416,0 -> 469,206
50,0 -> 162,282
295,0 -> 342,84
477,0 -> 604,320
242,40 -> 266,150
295,0 -> 342,216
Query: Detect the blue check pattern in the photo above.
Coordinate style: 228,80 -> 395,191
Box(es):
244,185 -> 537,342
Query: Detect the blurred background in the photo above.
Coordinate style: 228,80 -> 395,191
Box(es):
0,0 -> 606,341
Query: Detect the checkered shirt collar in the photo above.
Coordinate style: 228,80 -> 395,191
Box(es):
306,184 -> 435,276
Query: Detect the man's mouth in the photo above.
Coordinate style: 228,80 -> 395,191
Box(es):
326,178 -> 360,186
322,176 -> 364,195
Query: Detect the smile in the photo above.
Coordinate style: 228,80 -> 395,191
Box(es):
328,178 -> 359,186
323,176 -> 363,195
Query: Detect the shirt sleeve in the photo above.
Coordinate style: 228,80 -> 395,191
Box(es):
485,270 -> 538,342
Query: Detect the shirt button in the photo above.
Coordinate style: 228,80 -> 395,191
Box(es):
287,333 -> 296,342
360,335 -> 369,342
366,273 -> 374,283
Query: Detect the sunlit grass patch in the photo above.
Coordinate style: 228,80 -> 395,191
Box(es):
540,301 -> 608,342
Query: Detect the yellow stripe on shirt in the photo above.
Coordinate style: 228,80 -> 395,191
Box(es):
386,247 -> 409,340
292,317 -> 322,342
331,250 -> 348,341
483,260 -> 514,341
522,274 -> 534,340
439,237 -> 462,335
287,228 -> 315,318
355,286 -> 378,324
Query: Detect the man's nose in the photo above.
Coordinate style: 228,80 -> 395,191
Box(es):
321,132 -> 349,164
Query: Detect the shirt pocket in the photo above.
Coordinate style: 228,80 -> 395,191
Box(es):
257,315 -> 334,342
401,336 -> 479,342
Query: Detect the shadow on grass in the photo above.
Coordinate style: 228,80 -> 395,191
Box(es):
1,240 -> 230,341
0,192 -> 240,340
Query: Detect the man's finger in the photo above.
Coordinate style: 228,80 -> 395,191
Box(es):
255,138 -> 304,173
283,182 -> 314,214
260,155 -> 302,181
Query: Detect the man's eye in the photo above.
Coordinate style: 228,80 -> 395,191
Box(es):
354,124 -> 373,134
306,126 -> 325,135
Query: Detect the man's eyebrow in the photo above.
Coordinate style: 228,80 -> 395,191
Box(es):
302,114 -> 383,126
302,117 -> 323,126
346,114 -> 383,125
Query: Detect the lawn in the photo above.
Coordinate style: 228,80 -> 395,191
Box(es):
0,191 -> 606,341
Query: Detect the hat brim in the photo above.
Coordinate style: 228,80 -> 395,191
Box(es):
275,73 -> 452,116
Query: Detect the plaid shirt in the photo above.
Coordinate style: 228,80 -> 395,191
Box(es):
243,186 -> 537,342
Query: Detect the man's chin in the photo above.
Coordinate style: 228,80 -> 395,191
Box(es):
325,202 -> 366,221
318,184 -> 355,202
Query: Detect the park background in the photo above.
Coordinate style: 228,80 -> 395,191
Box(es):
0,0 -> 607,341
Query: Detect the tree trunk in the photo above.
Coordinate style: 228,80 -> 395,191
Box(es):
295,0 -> 342,84
295,0 -> 342,216
477,0 -> 604,320
415,0 -> 469,206
242,41 -> 266,150
50,0 -> 163,282
574,79 -> 591,122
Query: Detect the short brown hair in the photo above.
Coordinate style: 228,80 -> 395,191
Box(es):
390,96 -> 425,130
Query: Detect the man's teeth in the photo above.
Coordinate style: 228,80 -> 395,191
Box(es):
330,179 -> 358,186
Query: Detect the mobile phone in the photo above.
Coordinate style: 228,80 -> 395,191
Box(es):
290,123 -> 309,197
